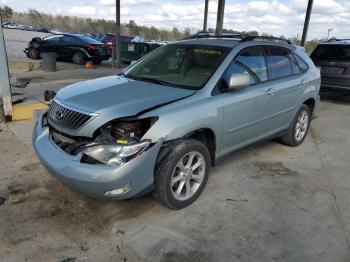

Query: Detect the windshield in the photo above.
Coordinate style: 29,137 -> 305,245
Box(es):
311,45 -> 350,60
125,44 -> 230,90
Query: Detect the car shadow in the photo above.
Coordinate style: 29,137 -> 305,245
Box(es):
320,90 -> 350,105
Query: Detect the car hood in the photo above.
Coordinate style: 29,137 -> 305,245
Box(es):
55,75 -> 195,115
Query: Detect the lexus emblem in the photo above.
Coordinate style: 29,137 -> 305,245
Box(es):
55,110 -> 64,120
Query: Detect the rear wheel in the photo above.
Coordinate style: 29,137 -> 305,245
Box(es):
27,47 -> 39,59
153,139 -> 210,209
281,104 -> 311,147
72,52 -> 86,65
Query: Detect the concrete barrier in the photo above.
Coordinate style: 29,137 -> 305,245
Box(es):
8,59 -> 83,75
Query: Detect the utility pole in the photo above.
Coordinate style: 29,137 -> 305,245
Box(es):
116,0 -> 121,68
215,0 -> 225,36
203,0 -> 209,32
0,15 -> 12,122
301,0 -> 313,47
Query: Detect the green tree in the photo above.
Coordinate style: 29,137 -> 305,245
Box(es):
183,27 -> 191,38
0,5 -> 13,21
28,9 -> 41,26
304,39 -> 321,54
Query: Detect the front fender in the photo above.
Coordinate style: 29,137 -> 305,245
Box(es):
141,97 -> 224,154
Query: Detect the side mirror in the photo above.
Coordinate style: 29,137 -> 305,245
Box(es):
228,73 -> 251,91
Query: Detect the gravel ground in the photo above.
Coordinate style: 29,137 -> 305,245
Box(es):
3,29 -> 50,60
1,96 -> 350,262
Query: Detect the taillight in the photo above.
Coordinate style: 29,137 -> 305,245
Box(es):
86,44 -> 97,49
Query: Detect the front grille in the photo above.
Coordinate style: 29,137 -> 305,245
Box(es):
48,100 -> 91,131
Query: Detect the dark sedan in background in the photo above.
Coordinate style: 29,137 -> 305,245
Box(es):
24,34 -> 110,65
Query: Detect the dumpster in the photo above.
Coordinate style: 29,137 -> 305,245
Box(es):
41,52 -> 57,72
121,42 -> 162,63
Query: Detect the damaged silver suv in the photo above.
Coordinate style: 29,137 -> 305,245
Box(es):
33,36 -> 320,209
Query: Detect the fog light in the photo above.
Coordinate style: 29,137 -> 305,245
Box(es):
104,184 -> 132,196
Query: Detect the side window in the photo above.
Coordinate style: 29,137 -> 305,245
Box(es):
218,61 -> 257,91
293,54 -> 308,73
236,47 -> 268,82
62,36 -> 79,44
44,35 -> 63,44
268,47 -> 294,79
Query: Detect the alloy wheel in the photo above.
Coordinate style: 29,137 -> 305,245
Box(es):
295,110 -> 309,142
170,151 -> 206,201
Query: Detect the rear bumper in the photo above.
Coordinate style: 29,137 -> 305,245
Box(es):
32,112 -> 161,200
321,76 -> 350,92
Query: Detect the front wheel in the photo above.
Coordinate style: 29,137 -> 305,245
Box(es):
27,47 -> 40,59
281,104 -> 311,147
153,139 -> 210,209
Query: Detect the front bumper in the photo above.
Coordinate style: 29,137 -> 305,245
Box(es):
32,112 -> 162,199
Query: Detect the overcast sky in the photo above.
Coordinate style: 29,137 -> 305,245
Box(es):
1,0 -> 350,39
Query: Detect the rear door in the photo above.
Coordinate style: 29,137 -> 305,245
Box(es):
265,46 -> 305,128
220,46 -> 277,155
60,35 -> 81,60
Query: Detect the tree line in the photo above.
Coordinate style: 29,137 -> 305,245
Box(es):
0,5 -> 320,52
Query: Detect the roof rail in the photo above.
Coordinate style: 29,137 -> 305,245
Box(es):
188,32 -> 242,39
240,35 -> 292,44
189,32 -> 292,44
324,38 -> 350,42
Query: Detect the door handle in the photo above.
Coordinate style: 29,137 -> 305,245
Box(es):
266,88 -> 275,95
300,78 -> 306,85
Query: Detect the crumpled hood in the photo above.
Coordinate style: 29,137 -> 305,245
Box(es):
55,75 -> 195,115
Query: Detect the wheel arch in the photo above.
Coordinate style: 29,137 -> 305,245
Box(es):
156,128 -> 217,167
303,98 -> 316,115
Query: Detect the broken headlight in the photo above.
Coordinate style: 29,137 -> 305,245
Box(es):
81,140 -> 150,166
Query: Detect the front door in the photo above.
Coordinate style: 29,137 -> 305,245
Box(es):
220,46 -> 275,155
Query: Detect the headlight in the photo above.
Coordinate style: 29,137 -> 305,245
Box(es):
81,140 -> 150,166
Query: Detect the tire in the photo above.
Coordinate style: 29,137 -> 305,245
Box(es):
281,104 -> 311,147
27,47 -> 39,59
153,139 -> 211,209
72,52 -> 86,65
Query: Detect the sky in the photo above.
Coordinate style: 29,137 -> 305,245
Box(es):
1,0 -> 350,39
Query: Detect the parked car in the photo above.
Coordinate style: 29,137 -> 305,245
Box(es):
24,34 -> 110,65
100,33 -> 134,54
311,39 -> 350,94
94,33 -> 106,42
33,36 -> 320,209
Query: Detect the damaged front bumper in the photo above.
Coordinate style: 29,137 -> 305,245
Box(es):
32,112 -> 162,199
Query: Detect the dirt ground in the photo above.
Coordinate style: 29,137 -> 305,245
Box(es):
1,95 -> 350,262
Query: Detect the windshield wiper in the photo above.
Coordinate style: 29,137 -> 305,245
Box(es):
136,77 -> 172,86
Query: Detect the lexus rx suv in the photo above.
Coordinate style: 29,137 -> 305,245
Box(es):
33,36 -> 320,209
311,39 -> 350,94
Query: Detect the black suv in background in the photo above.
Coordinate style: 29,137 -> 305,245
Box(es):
24,34 -> 110,65
311,39 -> 350,94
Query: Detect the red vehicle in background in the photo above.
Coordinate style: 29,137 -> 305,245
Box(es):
100,34 -> 134,54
